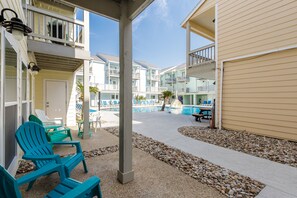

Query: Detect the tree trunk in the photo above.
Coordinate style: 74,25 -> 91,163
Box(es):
161,97 -> 167,111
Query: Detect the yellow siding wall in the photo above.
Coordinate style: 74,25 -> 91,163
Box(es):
217,0 -> 297,140
35,69 -> 76,126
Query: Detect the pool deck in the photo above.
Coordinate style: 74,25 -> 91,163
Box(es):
130,111 -> 297,198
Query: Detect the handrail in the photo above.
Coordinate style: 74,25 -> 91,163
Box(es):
24,4 -> 85,48
188,44 -> 215,67
189,43 -> 215,54
25,5 -> 84,25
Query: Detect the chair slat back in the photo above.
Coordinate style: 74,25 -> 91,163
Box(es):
28,114 -> 44,126
15,122 -> 54,169
0,165 -> 21,198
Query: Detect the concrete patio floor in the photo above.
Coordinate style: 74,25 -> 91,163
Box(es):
132,111 -> 297,198
18,128 -> 224,198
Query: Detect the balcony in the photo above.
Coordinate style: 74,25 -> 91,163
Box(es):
132,73 -> 140,79
109,69 -> 120,77
132,86 -> 139,92
147,75 -> 159,81
187,44 -> 215,80
176,76 -> 188,82
95,84 -> 119,91
159,87 -> 168,92
146,87 -> 159,92
197,84 -> 215,93
24,4 -> 90,71
165,77 -> 176,84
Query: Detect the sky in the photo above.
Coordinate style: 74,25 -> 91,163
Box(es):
87,0 -> 212,68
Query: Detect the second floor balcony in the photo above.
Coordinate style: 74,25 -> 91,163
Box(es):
24,4 -> 90,72
165,77 -> 176,84
109,69 -> 120,76
26,5 -> 86,48
187,44 -> 216,80
197,84 -> 215,93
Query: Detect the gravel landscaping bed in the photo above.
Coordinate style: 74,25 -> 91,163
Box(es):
16,145 -> 119,175
178,126 -> 297,168
105,127 -> 264,198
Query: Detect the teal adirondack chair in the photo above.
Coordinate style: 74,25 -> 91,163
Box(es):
29,114 -> 72,143
0,164 -> 102,198
15,122 -> 88,190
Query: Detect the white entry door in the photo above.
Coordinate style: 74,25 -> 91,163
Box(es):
45,80 -> 67,121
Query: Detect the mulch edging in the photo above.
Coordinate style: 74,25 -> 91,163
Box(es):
178,126 -> 297,168
105,127 -> 265,198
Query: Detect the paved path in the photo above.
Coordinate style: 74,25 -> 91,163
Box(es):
132,112 -> 297,198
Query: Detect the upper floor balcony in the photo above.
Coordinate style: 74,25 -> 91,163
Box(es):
165,77 -> 176,84
187,44 -> 216,80
24,4 -> 90,71
132,73 -> 140,79
176,76 -> 189,82
147,75 -> 159,81
109,69 -> 120,77
26,5 -> 85,48
197,84 -> 215,93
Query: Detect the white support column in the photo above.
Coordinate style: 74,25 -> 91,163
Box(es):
193,94 -> 197,105
118,0 -> 134,184
186,22 -> 191,67
83,60 -> 90,139
31,75 -> 36,113
83,10 -> 90,51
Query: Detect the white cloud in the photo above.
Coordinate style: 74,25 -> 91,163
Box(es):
133,0 -> 170,31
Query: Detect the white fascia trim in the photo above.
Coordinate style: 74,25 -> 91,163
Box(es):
219,44 -> 297,129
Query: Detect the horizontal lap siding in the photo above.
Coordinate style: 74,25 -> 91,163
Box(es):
222,49 -> 297,140
218,0 -> 297,59
217,0 -> 297,140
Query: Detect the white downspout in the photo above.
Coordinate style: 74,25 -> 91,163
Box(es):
219,44 -> 297,130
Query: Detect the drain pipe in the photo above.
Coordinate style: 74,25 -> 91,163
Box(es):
219,44 -> 297,130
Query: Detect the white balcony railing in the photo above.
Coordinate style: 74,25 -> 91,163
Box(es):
146,87 -> 159,92
176,76 -> 188,82
159,87 -> 168,92
25,5 -> 85,48
109,69 -> 119,76
132,73 -> 140,79
147,75 -> 159,81
132,86 -> 139,92
189,44 -> 215,67
197,84 -> 215,92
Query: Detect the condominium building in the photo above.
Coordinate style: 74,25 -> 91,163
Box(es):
160,64 -> 215,105
76,54 -> 167,106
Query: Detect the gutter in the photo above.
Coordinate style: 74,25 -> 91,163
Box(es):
219,44 -> 297,130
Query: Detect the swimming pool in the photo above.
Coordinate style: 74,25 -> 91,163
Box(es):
103,105 -> 207,115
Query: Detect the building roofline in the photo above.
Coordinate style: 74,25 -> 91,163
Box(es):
181,0 -> 205,28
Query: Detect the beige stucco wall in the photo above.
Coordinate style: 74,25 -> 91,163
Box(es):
216,0 -> 297,140
35,69 -> 76,126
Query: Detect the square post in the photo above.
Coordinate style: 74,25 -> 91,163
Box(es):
83,60 -> 90,139
186,22 -> 191,67
117,0 -> 134,184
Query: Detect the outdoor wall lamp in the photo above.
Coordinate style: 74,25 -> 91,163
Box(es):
0,8 -> 32,41
28,62 -> 40,75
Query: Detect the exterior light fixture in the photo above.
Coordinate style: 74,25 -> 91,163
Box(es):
0,8 -> 32,41
28,62 -> 40,75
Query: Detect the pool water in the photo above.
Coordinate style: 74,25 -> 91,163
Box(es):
104,105 -> 208,115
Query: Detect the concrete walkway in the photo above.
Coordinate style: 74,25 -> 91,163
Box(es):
132,112 -> 297,198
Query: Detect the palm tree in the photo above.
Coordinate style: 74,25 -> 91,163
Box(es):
76,81 -> 99,119
161,90 -> 173,111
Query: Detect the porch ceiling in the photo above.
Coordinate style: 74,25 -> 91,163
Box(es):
34,52 -> 83,72
59,0 -> 154,21
182,6 -> 215,41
